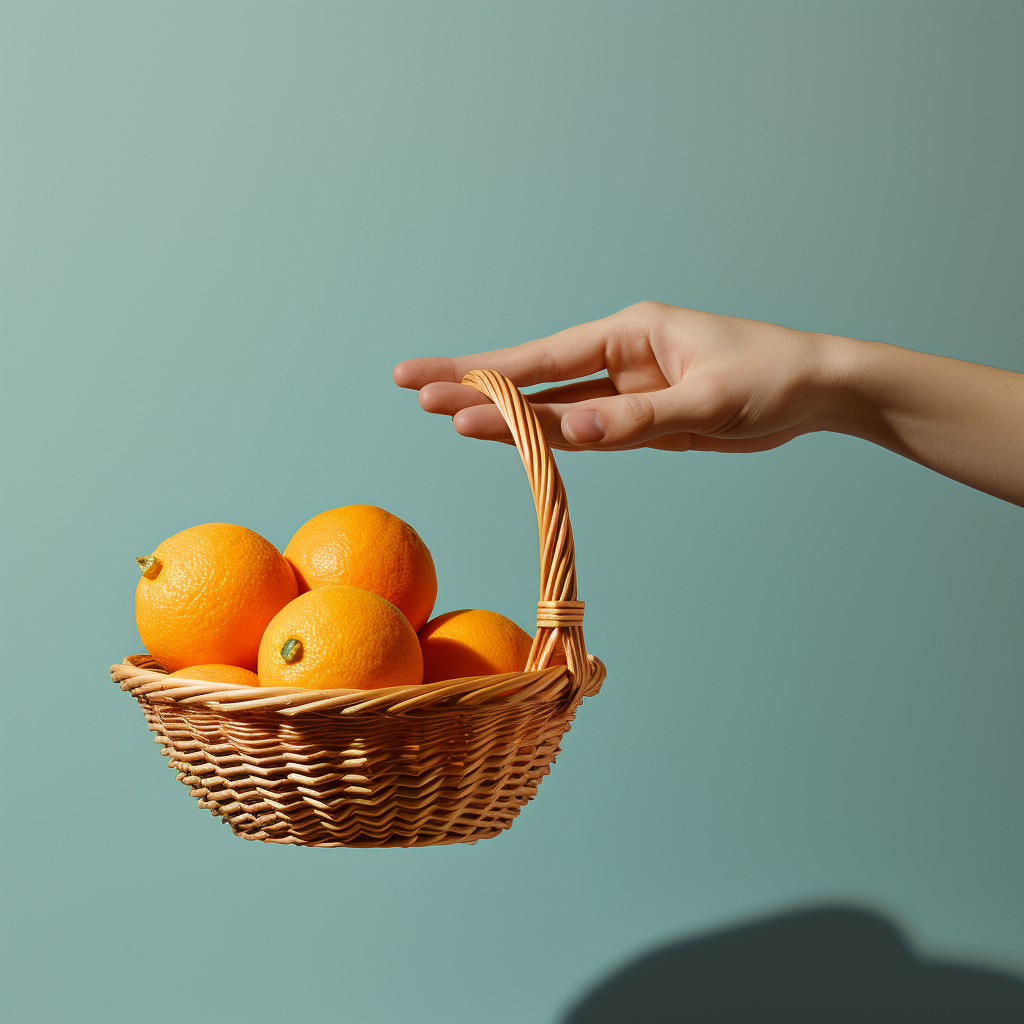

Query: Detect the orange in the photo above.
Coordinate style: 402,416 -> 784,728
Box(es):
258,585 -> 423,690
168,664 -> 261,686
135,523 -> 297,673
419,609 -> 534,683
284,505 -> 437,631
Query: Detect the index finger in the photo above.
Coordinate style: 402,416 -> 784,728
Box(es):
392,313 -> 623,391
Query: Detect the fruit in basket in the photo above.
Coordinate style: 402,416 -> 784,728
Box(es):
135,523 -> 297,673
258,585 -> 423,690
419,609 -> 534,683
284,505 -> 437,631
168,664 -> 261,686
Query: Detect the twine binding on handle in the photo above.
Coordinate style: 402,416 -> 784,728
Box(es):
113,370 -> 604,848
536,600 -> 584,627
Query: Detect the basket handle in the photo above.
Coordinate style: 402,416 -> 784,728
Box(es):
461,369 -> 589,687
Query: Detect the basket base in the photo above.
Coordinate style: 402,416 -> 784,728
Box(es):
180,756 -> 539,848
152,704 -> 563,848
120,654 -> 606,848
231,827 -> 505,848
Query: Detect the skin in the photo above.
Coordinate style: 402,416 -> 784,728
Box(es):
393,301 -> 1024,507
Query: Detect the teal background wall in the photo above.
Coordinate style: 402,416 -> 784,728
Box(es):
3,2 -> 1021,1021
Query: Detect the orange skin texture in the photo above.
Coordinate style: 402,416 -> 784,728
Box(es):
258,585 -> 423,690
135,523 -> 298,673
284,505 -> 437,632
168,664 -> 261,686
419,609 -> 534,684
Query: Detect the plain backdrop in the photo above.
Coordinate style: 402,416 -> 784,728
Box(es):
2,3 -> 1021,1022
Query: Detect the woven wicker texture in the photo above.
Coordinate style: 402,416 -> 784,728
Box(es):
113,370 -> 604,847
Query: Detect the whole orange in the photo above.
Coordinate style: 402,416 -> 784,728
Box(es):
419,609 -> 534,683
168,664 -> 261,686
135,523 -> 297,673
258,585 -> 423,690
284,505 -> 437,631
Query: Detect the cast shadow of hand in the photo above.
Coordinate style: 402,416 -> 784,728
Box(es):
563,906 -> 1024,1024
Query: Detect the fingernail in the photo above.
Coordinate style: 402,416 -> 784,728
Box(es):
564,410 -> 605,444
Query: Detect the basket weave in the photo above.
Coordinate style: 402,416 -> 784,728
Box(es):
113,370 -> 605,847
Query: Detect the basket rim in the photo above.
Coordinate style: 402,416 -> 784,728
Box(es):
112,653 -> 605,716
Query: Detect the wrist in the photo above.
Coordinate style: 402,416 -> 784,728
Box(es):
797,330 -> 1024,506
809,333 -> 892,443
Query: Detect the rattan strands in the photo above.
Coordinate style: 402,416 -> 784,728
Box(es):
113,369 -> 604,847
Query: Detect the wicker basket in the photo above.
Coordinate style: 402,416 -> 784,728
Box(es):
112,369 -> 605,847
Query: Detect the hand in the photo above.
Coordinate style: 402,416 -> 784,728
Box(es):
393,301 -> 835,453
395,300 -> 1024,505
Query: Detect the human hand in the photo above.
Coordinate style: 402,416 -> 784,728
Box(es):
394,300 -> 1024,505
393,301 -> 835,452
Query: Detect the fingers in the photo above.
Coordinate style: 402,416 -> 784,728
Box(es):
435,377 -> 620,449
418,376 -> 620,418
446,399 -> 800,454
451,392 -> 603,448
393,357 -> 462,389
418,382 -> 492,416
393,310 -> 634,391
451,405 -> 514,444
561,390 -> 677,448
451,400 -> 649,452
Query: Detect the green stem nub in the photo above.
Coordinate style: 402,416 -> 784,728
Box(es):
136,555 -> 162,579
281,638 -> 303,664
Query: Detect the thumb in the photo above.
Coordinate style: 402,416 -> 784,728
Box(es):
561,389 -> 684,448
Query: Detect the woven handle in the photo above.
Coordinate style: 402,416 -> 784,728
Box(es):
461,370 -> 589,686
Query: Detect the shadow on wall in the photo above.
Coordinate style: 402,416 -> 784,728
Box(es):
563,907 -> 1024,1024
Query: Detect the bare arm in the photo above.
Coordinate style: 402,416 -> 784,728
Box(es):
393,302 -> 1024,506
820,335 -> 1024,505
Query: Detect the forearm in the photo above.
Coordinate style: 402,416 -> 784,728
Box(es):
816,335 -> 1024,506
